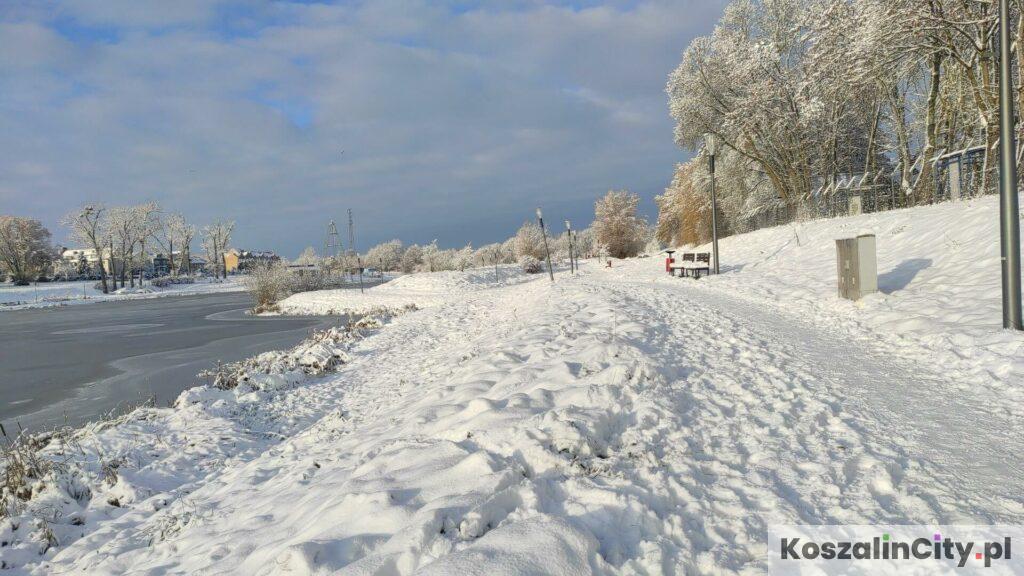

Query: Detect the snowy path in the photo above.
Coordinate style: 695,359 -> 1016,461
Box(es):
599,276 -> 1023,526
31,265 -> 1024,575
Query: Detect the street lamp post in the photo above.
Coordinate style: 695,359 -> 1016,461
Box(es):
705,133 -> 721,275
537,207 -> 555,282
998,0 -> 1023,330
565,220 -> 575,274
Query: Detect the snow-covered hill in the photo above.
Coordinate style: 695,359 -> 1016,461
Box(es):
2,197 -> 1022,574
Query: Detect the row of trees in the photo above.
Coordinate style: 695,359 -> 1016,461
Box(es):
659,0 -> 1023,247
4,188 -> 655,288
0,206 -> 233,291
354,190 -> 652,273
62,204 -> 235,293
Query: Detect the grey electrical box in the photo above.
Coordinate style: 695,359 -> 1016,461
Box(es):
836,234 -> 877,300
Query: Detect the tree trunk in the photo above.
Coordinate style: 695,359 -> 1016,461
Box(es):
915,52 -> 943,204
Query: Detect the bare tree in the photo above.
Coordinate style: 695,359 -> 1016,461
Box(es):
62,205 -> 111,293
0,216 -> 53,285
153,212 -> 196,277
108,203 -> 159,289
202,220 -> 234,279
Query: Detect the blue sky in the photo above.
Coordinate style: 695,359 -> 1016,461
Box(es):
0,0 -> 726,257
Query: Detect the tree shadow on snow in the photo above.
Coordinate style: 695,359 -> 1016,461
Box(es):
878,258 -> 933,294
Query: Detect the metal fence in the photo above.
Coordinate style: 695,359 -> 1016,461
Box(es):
737,146 -> 998,233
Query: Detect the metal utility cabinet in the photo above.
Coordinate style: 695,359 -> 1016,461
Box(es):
836,234 -> 877,300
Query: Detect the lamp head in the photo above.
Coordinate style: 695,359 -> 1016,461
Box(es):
705,133 -> 719,157
536,207 -> 543,219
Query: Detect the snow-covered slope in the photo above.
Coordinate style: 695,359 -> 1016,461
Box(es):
277,266 -> 540,315
3,197 -> 1022,574
674,194 -> 1024,406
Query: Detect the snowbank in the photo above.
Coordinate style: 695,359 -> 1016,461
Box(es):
0,278 -> 245,311
277,265 -> 538,315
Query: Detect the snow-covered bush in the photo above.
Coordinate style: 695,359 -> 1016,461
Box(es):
519,255 -> 544,274
151,276 -> 195,288
289,270 -> 330,293
242,263 -> 293,313
513,222 -> 546,261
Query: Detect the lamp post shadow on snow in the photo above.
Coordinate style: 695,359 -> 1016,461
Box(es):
878,258 -> 933,294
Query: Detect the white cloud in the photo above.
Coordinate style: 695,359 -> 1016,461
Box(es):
0,0 -> 726,256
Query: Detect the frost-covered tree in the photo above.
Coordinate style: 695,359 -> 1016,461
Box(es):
453,244 -> 475,271
473,243 -> 503,267
500,238 -> 518,263
659,0 -> 1024,244
294,247 -> 319,266
0,216 -> 52,285
593,190 -> 647,259
512,222 -> 546,261
400,244 -> 423,273
366,240 -> 403,271
572,228 -> 595,259
420,240 -> 455,272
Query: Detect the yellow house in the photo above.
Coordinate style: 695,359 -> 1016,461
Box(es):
223,249 -> 240,274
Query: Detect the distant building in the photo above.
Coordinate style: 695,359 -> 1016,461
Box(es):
287,262 -> 319,276
189,255 -> 209,274
58,247 -> 120,278
225,249 -> 280,273
151,254 -> 171,276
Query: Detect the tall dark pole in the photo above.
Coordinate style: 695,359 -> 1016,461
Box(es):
706,134 -> 721,275
537,208 -> 554,282
998,0 -> 1023,329
565,220 -> 575,274
573,230 -> 581,267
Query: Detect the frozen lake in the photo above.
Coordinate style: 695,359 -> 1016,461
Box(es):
0,292 -> 349,432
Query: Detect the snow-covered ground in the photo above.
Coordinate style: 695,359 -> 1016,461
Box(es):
0,278 -> 245,310
2,197 -> 1022,574
682,194 -> 1024,408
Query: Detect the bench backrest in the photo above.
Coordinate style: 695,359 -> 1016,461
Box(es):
695,253 -> 710,263
682,253 -> 695,262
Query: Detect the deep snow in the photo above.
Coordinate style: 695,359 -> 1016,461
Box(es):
1,196 -> 1022,575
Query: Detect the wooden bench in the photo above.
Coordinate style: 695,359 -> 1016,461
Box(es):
670,252 -> 711,278
667,252 -> 690,277
690,252 -> 711,278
